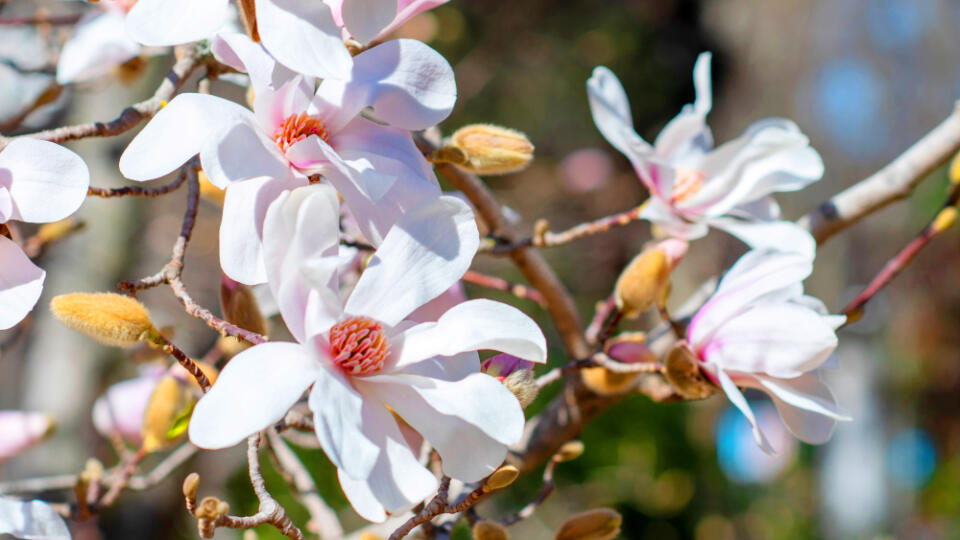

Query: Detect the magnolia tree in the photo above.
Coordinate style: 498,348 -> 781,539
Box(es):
0,1 -> 958,539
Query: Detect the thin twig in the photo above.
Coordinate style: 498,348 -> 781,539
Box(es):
485,204 -> 647,253
462,270 -> 547,308
87,170 -> 187,198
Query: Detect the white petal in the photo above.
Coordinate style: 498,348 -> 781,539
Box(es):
377,0 -> 450,42
688,250 -> 812,346
653,52 -> 714,163
586,66 -> 655,165
256,0 -> 352,80
715,369 -> 773,453
262,185 -> 343,341
341,0 -> 396,44
307,364 -> 382,481
389,299 -> 546,373
219,175 -> 305,285
0,497 -> 71,540
360,372 -> 524,481
345,196 -> 478,325
709,218 -> 816,259
201,120 -> 292,190
188,343 -> 319,449
211,32 -> 297,93
56,10 -> 141,84
0,236 -> 45,330
0,139 -> 89,223
392,351 -> 480,382
754,374 -> 849,444
126,0 -> 230,46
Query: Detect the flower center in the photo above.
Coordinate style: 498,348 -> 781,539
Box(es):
273,113 -> 329,154
329,316 -> 389,376
670,168 -> 706,204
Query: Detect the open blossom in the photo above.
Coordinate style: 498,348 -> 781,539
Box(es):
587,53 -> 824,258
56,0 -> 150,84
189,186 -> 547,521
119,34 -> 455,284
686,250 -> 849,451
0,139 -> 90,330
326,0 -> 450,45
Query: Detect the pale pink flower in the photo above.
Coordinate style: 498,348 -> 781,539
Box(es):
91,365 -> 167,445
0,139 -> 89,330
326,0 -> 450,45
0,410 -> 55,460
587,53 -> 824,258
189,186 -> 547,522
687,250 -> 849,452
56,0 -> 153,84
0,497 -> 70,540
119,33 -> 454,284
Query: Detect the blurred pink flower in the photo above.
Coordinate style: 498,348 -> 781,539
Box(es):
0,410 -> 55,460
559,148 -> 613,193
92,365 -> 166,445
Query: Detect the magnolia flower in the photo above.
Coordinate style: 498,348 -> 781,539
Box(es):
0,410 -> 55,460
326,0 -> 450,45
189,185 -> 547,522
0,497 -> 70,540
587,53 -> 824,258
92,365 -> 167,445
119,33 -> 455,283
0,139 -> 89,330
56,0 -> 146,84
685,250 -> 848,451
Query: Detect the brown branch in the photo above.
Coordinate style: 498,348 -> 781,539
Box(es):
155,333 -> 212,392
97,448 -> 147,508
0,13 -> 82,25
799,102 -> 960,244
266,429 -> 343,539
87,170 -> 187,198
462,270 -> 547,308
500,450 -> 566,527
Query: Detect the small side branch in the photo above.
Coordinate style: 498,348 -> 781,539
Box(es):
462,270 -> 547,308
88,171 -> 187,198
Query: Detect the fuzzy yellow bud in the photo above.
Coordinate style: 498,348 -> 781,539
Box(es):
473,521 -> 510,540
503,369 -> 538,408
36,218 -> 81,245
556,440 -> 585,462
50,292 -> 156,347
932,206 -> 958,233
950,151 -> 960,184
484,465 -> 520,491
663,342 -> 715,400
197,170 -> 226,206
220,275 -> 268,337
446,124 -> 534,175
555,508 -> 622,540
614,248 -> 670,318
182,472 -> 200,501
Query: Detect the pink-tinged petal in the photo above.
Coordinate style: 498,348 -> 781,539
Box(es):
201,121 -> 291,190
654,52 -> 714,164
220,175 -> 306,285
753,374 -> 849,444
256,0 -> 352,80
481,353 -> 535,379
253,76 -> 314,134
688,250 -> 812,347
336,419 -> 437,523
0,187 -> 12,222
307,363 -> 382,481
389,299 -> 546,373
360,372 -> 523,481
126,0 -> 230,46
407,281 -> 466,323
211,32 -> 298,93
377,0 -> 450,41
342,39 -> 456,130
0,236 -> 44,330
0,411 -> 55,460
189,343 -> 320,449
262,185 -> 342,341
0,139 -> 89,223
334,118 -> 437,186
340,0 -> 396,44
56,10 -> 141,84
344,195 -> 478,325
0,497 -> 71,539
638,196 -> 708,240
700,302 -> 839,378
715,369 -> 773,453
709,218 -> 816,260
91,366 -> 166,445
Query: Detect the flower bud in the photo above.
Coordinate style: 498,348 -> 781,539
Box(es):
50,292 -> 156,347
92,365 -> 166,445
0,410 -> 56,460
556,440 -> 585,462
358,534 -> 385,540
141,375 -> 195,452
197,170 -> 225,206
473,521 -> 510,540
582,334 -> 656,396
484,465 -> 520,491
614,240 -> 686,318
84,458 -> 104,481
195,496 -> 229,520
950,150 -> 960,184
243,531 -> 259,540
482,354 -> 538,408
220,275 -> 268,337
182,473 -> 200,501
932,206 -> 957,233
446,124 -> 534,175
36,218 -> 81,245
555,508 -> 622,540
663,342 -> 715,400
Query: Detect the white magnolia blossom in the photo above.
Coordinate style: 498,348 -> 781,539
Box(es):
56,1 -> 143,84
326,0 -> 450,45
119,33 -> 455,284
687,250 -> 849,452
587,53 -> 824,258
0,497 -> 71,540
0,139 -> 89,330
189,185 -> 547,522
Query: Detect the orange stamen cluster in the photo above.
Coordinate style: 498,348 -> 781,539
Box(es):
670,168 -> 706,204
273,113 -> 329,154
329,316 -> 389,375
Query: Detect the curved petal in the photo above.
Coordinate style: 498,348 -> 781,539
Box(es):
211,32 -> 298,93
201,120 -> 292,190
219,175 -> 305,285
126,0 -> 230,46
340,0 -> 396,44
344,196 -> 479,325
359,372 -> 524,481
586,66 -> 655,168
389,299 -> 546,373
376,0 -> 450,41
0,498 -> 71,540
754,374 -> 849,444
715,369 -> 773,453
188,342 -> 320,449
0,139 -> 89,223
709,218 -> 816,260
392,351 -> 480,382
56,10 -> 141,84
256,0 -> 352,80
0,236 -> 44,330
262,185 -> 343,341
653,52 -> 714,164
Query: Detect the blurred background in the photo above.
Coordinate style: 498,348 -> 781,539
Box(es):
1,0 -> 960,538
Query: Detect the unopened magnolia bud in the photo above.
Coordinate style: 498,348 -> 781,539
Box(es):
195,496 -> 229,520
556,440 -> 585,462
932,206 -> 958,233
197,170 -> 226,206
614,240 -> 687,318
358,533 -> 385,540
482,354 -> 535,378
582,334 -> 657,396
243,531 -> 259,540
182,473 -> 200,500
950,151 -> 960,184
447,124 -> 534,175
503,369 -> 538,408
50,292 -> 156,347
0,410 -> 56,460
555,508 -> 622,540
92,365 -> 166,445
84,458 -> 104,481
484,465 -> 520,491
220,275 -> 268,337
473,521 -> 510,540
141,375 -> 194,452
36,218 -> 81,244
663,342 -> 714,400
